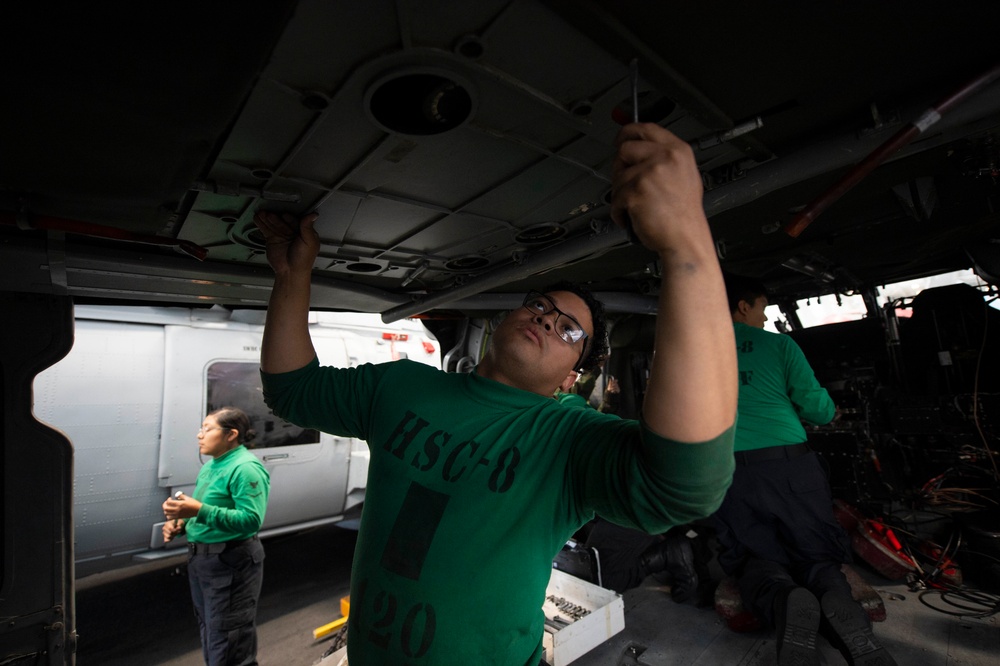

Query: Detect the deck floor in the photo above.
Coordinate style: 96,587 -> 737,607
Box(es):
571,565 -> 998,666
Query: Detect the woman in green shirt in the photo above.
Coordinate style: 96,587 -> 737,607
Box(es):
163,407 -> 270,665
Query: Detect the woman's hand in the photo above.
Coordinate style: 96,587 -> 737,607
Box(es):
163,492 -> 203,521
162,518 -> 185,543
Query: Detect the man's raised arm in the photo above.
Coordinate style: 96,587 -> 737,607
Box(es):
611,124 -> 737,442
253,212 -> 321,374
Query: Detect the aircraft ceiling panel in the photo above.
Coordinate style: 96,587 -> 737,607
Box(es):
264,1 -> 403,88
3,0 -> 1000,313
479,3 -> 629,103
215,84 -> 319,171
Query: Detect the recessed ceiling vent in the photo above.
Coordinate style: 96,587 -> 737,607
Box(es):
367,69 -> 475,136
344,261 -> 384,273
515,223 -> 566,244
325,257 -> 392,276
444,255 -> 489,271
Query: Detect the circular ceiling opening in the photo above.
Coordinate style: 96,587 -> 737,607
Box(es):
368,70 -> 474,136
454,35 -> 485,60
301,91 -> 330,111
444,255 -> 489,272
570,100 -> 593,117
515,224 -> 566,244
344,262 -> 384,273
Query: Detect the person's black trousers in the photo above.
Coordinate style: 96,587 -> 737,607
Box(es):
188,537 -> 266,665
713,447 -> 852,627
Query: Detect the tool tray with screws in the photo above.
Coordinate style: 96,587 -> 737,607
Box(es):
542,569 -> 625,666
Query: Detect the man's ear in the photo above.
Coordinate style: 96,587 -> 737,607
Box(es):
559,371 -> 579,394
730,300 -> 746,323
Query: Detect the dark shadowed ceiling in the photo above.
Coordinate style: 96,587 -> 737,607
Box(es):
3,1 -> 999,319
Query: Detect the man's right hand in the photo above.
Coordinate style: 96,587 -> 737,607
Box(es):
256,212 -> 322,373
253,212 -> 320,276
610,123 -> 708,258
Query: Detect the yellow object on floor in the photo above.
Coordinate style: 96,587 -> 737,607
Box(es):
312,615 -> 347,639
312,596 -> 351,640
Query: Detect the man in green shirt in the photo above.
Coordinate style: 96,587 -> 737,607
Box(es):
713,274 -> 896,666
254,123 -> 738,665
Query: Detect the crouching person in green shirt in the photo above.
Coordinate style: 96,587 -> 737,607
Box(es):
163,406 -> 270,666
253,122 -> 738,666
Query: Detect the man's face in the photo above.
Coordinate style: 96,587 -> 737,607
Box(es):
490,290 -> 594,390
743,296 -> 769,328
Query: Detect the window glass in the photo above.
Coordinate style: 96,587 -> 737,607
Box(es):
206,361 -> 319,448
763,304 -> 785,333
765,268 -> 996,332
875,269 -> 998,315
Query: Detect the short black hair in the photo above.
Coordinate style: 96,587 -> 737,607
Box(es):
722,272 -> 768,315
540,280 -> 609,373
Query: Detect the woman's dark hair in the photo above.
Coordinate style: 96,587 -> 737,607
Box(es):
209,406 -> 257,444
540,280 -> 609,373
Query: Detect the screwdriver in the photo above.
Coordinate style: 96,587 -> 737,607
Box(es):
617,59 -> 762,245
165,490 -> 184,542
622,58 -> 641,245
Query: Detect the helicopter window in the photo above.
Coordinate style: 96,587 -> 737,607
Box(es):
206,361 -> 320,449
766,268 -> 996,332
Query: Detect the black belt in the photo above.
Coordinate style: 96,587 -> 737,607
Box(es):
734,443 -> 811,465
188,535 -> 258,556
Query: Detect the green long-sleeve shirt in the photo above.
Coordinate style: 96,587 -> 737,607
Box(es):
262,358 -> 733,666
184,445 -> 270,544
733,322 -> 835,451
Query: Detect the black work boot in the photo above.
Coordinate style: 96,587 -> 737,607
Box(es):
639,534 -> 701,603
774,587 -> 821,665
663,535 -> 700,603
820,591 -> 897,665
